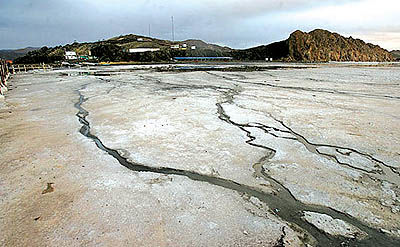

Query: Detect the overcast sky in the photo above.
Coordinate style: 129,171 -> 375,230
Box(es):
0,0 -> 399,50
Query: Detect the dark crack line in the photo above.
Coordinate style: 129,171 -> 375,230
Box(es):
262,83 -> 400,101
209,69 -> 399,179
215,89 -> 365,224
219,98 -> 388,176
208,69 -> 400,177
216,102 -> 300,200
96,77 -> 122,95
157,65 -> 313,73
206,71 -> 269,88
233,102 -> 399,181
94,72 -> 239,98
138,74 -> 236,93
271,116 -> 399,177
206,71 -> 400,101
273,226 -> 287,247
263,115 -> 383,175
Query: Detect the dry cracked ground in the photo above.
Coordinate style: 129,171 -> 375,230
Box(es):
1,63 -> 400,246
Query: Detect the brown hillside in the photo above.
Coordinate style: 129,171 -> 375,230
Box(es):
286,29 -> 393,62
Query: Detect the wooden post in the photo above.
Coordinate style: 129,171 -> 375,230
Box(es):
1,61 -> 4,87
0,59 -> 10,95
0,61 -> 3,92
0,61 -> 3,95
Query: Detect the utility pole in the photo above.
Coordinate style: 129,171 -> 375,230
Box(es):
171,16 -> 175,42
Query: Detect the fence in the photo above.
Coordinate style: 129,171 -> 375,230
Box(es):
0,60 -> 11,96
10,63 -> 53,73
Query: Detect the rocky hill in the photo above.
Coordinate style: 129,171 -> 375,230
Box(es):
234,29 -> 394,62
286,29 -> 393,62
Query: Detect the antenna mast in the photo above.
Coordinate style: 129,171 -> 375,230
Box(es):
171,16 -> 175,42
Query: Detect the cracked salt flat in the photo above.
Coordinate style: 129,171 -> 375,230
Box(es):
2,63 -> 400,246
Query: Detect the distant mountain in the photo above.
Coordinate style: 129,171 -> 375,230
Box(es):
0,47 -> 39,61
233,29 -> 394,62
391,50 -> 400,61
14,35 -> 232,64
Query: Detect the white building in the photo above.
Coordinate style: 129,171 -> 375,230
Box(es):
65,51 -> 77,60
191,46 -> 196,50
128,48 -> 160,53
170,45 -> 179,49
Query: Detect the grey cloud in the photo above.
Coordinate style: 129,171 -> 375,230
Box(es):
0,0 -> 395,50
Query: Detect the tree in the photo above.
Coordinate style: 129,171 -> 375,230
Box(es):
91,44 -> 124,61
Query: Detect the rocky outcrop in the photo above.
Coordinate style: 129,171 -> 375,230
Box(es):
286,29 -> 393,62
233,29 -> 394,62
